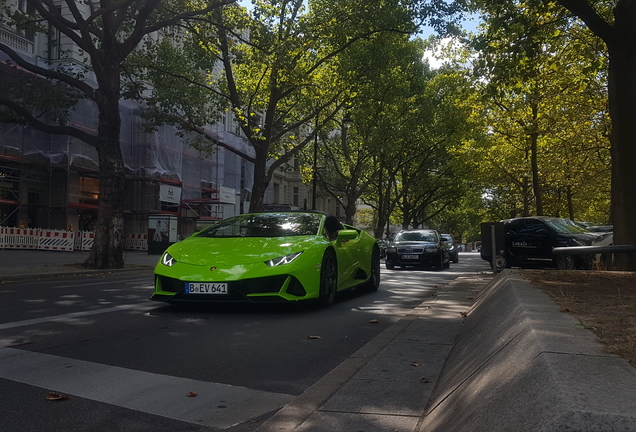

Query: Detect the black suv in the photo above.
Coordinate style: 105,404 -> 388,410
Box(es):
385,229 -> 450,270
481,216 -> 601,270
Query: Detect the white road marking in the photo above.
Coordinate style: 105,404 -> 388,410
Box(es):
0,347 -> 294,429
0,302 -> 160,330
56,278 -> 152,288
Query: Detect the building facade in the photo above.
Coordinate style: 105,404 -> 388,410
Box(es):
0,2 -> 344,243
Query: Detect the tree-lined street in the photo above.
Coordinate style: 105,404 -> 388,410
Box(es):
0,253 -> 489,431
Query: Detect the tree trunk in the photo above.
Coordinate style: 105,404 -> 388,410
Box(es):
608,39 -> 636,270
86,87 -> 125,269
248,145 -> 269,213
522,175 -> 530,217
374,163 -> 387,238
566,185 -> 575,221
528,102 -> 543,216
530,132 -> 543,216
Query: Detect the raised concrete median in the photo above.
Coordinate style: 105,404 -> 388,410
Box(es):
420,270 -> 636,431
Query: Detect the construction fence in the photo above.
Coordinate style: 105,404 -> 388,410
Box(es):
0,227 -> 148,252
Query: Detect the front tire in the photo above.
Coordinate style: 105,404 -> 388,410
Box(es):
319,249 -> 338,307
360,247 -> 380,292
385,261 -> 395,270
435,253 -> 444,270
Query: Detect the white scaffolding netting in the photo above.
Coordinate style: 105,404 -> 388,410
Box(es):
1,98 -> 255,200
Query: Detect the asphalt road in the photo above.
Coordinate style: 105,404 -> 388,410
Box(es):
0,253 -> 488,432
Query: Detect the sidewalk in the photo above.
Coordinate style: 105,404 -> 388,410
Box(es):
0,249 -> 159,280
255,274 -> 492,432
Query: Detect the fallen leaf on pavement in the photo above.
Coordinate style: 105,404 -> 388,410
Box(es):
187,392 -> 198,397
369,319 -> 379,324
411,362 -> 419,367
308,335 -> 322,339
420,377 -> 432,383
460,311 -> 468,317
47,392 -> 69,401
560,306 -> 571,313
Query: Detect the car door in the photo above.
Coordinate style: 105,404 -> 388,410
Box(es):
323,217 -> 360,289
505,219 -> 554,266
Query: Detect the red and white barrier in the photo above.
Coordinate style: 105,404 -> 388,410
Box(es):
38,229 -> 75,251
3,228 -> 40,250
0,228 -> 151,252
126,233 -> 148,251
77,231 -> 95,251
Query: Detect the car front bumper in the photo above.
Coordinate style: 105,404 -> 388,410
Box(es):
385,251 -> 440,266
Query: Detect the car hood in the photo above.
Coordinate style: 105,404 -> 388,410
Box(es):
556,232 -> 601,247
169,236 -> 320,266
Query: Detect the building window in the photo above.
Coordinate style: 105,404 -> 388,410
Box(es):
273,183 -> 280,204
293,187 -> 298,206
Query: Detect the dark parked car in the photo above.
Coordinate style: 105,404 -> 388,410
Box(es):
440,234 -> 459,263
481,216 -> 601,271
385,229 -> 450,270
376,239 -> 388,258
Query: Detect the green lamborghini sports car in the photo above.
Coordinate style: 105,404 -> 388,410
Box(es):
151,212 -> 381,306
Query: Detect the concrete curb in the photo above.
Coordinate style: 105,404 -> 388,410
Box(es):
419,270 -> 636,431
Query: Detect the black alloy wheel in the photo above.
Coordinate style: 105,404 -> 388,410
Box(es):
319,249 -> 338,306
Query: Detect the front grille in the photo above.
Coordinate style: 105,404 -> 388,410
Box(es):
157,275 -> 183,293
397,248 -> 425,253
233,275 -> 288,294
285,276 -> 307,297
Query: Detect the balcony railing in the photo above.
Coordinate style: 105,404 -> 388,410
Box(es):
0,26 -> 34,55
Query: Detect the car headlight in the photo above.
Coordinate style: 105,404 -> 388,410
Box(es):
161,251 -> 177,267
265,251 -> 303,267
387,246 -> 396,253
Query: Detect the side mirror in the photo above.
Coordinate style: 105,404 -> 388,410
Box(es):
337,229 -> 358,241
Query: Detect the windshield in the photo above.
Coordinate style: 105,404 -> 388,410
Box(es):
197,213 -> 322,238
543,218 -> 590,235
394,231 -> 437,242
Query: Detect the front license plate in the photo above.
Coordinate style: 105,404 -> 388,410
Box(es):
185,282 -> 228,294
401,254 -> 419,260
